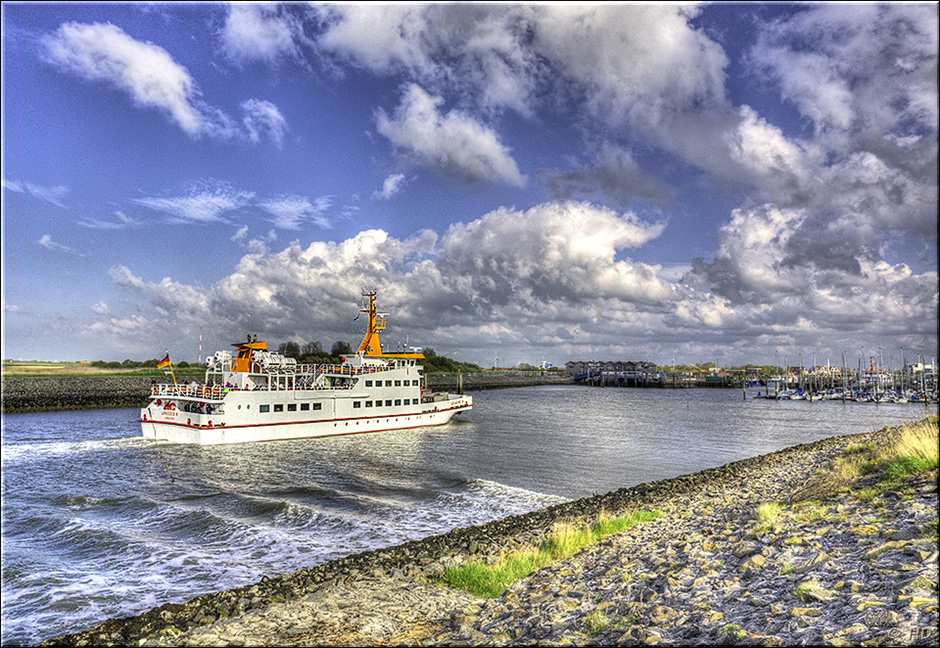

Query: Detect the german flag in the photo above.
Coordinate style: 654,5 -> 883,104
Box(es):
157,354 -> 171,369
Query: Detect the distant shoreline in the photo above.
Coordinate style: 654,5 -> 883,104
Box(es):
0,374 -> 570,414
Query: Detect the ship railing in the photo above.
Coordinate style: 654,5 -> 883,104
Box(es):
152,383 -> 225,401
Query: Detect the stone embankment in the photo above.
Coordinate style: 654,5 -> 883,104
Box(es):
1,376 -> 154,413
44,423 -> 938,647
0,374 -> 566,414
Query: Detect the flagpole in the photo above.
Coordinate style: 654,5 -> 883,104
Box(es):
159,351 -> 177,385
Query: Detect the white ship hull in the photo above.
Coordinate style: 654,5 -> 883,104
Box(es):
140,394 -> 471,445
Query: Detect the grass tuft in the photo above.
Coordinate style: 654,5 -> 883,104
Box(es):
790,416 -> 938,503
442,509 -> 661,598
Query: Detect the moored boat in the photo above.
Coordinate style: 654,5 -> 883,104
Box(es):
140,292 -> 472,444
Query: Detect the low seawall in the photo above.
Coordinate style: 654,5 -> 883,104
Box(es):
0,374 -> 568,414
1,376 -> 155,413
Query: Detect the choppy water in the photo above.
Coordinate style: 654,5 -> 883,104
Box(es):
2,385 -> 935,645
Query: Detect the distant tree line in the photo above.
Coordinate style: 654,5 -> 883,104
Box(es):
89,342 -> 480,375
274,341 -> 481,375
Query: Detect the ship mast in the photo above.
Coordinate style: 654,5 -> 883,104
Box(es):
356,291 -> 386,356
355,291 -> 424,360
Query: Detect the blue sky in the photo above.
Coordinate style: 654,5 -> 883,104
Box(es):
2,2 -> 937,369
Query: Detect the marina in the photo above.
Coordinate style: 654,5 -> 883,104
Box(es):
567,356 -> 938,404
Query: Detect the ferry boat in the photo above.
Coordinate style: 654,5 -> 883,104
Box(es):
140,292 -> 472,445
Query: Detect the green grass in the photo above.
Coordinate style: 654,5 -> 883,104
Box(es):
790,416 -> 938,503
442,510 -> 661,598
721,623 -> 747,645
752,502 -> 783,534
583,609 -> 610,636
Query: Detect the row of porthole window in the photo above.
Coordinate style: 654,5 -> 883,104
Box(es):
353,398 -> 416,408
247,399 -> 416,413
253,402 -> 324,413
363,379 -> 419,387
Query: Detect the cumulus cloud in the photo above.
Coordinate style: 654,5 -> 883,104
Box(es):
108,265 -> 210,322
750,4 -> 938,140
111,201 -> 674,353
376,84 -> 525,186
107,189 -> 936,366
531,4 -> 730,130
222,3 -> 299,65
316,4 -> 540,116
685,203 -> 938,350
438,202 -> 670,308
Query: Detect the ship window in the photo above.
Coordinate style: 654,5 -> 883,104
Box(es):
288,403 -> 297,412
260,405 -> 270,413
385,380 -> 392,387
300,403 -> 310,411
394,399 -> 401,406
365,380 -> 373,387
385,400 -> 392,406
313,403 -> 322,410
353,401 -> 361,408
365,401 -> 373,407
395,380 -> 401,387
274,404 -> 284,412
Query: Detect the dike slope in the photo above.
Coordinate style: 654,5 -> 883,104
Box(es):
43,421 -> 938,647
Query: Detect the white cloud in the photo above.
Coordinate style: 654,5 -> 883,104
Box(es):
79,210 -> 142,230
373,174 -> 406,200
222,4 -> 298,65
531,4 -> 730,130
42,22 -> 209,136
130,183 -> 254,224
108,265 -> 210,322
316,4 -> 540,116
376,84 -> 525,186
241,99 -> 288,147
3,179 -> 69,208
751,4 -> 939,139
727,106 -> 808,191
231,225 -> 249,242
316,4 -> 433,74
38,234 -> 82,256
257,195 -> 332,230
439,201 -> 671,306
41,22 -> 289,144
